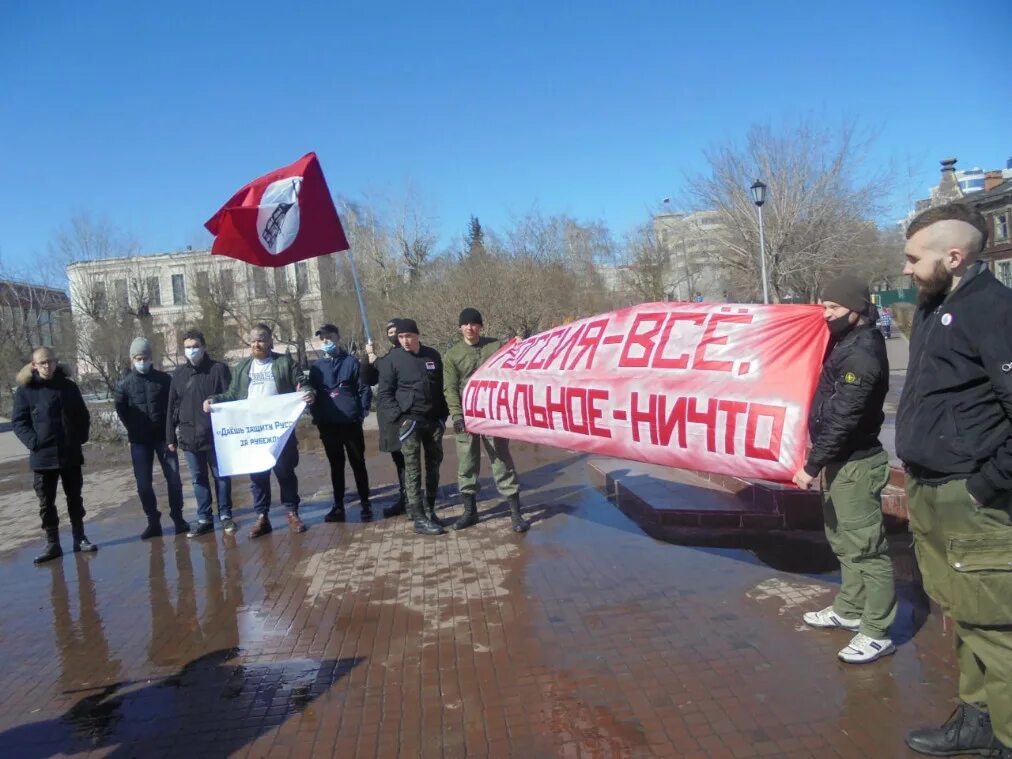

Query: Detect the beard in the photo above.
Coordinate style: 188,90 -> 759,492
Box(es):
914,260 -> 953,306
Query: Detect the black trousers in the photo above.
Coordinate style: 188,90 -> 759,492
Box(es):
34,467 -> 85,533
318,423 -> 371,504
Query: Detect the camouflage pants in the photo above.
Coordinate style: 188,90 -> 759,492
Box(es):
906,476 -> 1012,744
400,418 -> 444,511
456,433 -> 519,498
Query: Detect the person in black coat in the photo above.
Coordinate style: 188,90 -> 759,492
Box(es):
376,319 -> 449,536
11,347 -> 97,563
166,329 -> 233,538
367,319 -> 411,519
309,323 -> 373,522
115,336 -> 187,539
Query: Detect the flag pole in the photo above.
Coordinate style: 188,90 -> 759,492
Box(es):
346,249 -> 372,346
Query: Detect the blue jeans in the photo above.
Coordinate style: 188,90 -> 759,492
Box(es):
130,442 -> 184,523
249,435 -> 300,517
183,448 -> 233,523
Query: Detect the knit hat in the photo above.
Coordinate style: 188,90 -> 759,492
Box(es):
130,337 -> 153,357
398,319 -> 420,335
384,318 -> 402,332
458,307 -> 483,326
822,275 -> 872,316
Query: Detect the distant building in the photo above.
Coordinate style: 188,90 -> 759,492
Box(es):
652,209 -> 727,301
66,249 -> 340,377
0,278 -> 70,351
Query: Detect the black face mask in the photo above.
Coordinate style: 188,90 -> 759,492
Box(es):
388,333 -> 399,347
827,314 -> 854,338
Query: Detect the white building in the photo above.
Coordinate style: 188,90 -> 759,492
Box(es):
652,210 -> 727,301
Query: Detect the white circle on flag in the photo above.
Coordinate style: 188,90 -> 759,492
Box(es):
256,176 -> 303,255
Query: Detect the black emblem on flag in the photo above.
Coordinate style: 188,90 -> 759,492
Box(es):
262,202 -> 294,248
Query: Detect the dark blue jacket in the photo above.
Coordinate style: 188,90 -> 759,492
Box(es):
12,364 -> 91,470
309,349 -> 372,426
115,368 -> 172,445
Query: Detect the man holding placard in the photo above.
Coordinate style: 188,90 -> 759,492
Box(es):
204,323 -> 315,538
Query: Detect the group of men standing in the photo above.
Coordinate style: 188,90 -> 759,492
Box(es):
11,307 -> 528,559
795,203 -> 1012,757
10,202 -> 1011,755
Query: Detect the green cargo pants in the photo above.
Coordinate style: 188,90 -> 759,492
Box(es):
400,419 -> 444,512
906,476 -> 1012,745
456,433 -> 519,498
822,450 -> 897,639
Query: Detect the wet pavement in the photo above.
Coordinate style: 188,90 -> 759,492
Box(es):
0,423 -> 963,758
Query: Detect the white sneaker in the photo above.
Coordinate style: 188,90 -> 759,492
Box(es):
838,633 -> 896,664
802,606 -> 860,631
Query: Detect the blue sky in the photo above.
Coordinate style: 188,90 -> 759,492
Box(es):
2,0 -> 1010,273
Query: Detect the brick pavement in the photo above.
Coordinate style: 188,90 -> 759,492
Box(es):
0,429 -> 962,758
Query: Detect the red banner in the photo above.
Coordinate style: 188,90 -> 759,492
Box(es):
205,152 -> 349,268
463,303 -> 828,483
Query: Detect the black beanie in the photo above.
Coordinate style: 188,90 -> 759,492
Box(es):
398,318 -> 420,335
822,275 -> 871,316
459,307 -> 483,326
385,318 -> 402,332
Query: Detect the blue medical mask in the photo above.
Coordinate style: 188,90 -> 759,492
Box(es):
322,342 -> 338,355
134,359 -> 152,374
184,347 -> 204,363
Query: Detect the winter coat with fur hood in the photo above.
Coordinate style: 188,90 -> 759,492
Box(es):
11,363 -> 91,470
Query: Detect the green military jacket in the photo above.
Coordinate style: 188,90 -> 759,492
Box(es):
443,336 -> 504,422
208,352 -> 310,403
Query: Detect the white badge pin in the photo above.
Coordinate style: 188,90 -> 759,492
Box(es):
941,313 -> 953,326
1003,362 -> 1012,374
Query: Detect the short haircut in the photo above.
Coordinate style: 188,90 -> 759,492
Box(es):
32,346 -> 55,361
183,329 -> 205,345
906,203 -> 989,250
251,322 -> 273,337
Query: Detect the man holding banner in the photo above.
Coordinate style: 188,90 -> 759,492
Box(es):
792,276 -> 895,664
204,323 -> 315,538
444,308 -> 528,533
376,319 -> 448,536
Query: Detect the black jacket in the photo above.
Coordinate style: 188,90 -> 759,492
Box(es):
377,344 -> 448,449
166,354 -> 231,451
11,364 -> 91,470
804,323 -> 888,476
896,264 -> 1012,506
308,349 -> 372,426
372,347 -> 400,453
115,368 -> 173,445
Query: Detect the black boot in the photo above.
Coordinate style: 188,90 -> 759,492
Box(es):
71,522 -> 98,553
508,494 -> 530,533
360,501 -> 373,521
34,528 -> 63,564
140,521 -> 163,540
424,494 -> 443,528
383,492 -> 407,518
453,494 -> 479,531
324,506 -> 346,522
170,512 -> 190,535
905,702 -> 993,756
410,501 -> 444,536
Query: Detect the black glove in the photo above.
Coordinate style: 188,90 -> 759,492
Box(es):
453,418 -> 466,434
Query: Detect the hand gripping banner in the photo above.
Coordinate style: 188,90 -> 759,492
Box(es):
211,393 -> 307,476
462,303 -> 829,483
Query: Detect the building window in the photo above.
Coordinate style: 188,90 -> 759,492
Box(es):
172,273 -> 186,305
221,269 -> 235,300
295,261 -> 309,294
146,277 -> 161,306
252,268 -> 267,298
113,278 -> 128,306
92,281 -> 107,313
997,261 -> 1012,289
196,270 -> 210,297
274,267 -> 288,294
996,213 -> 1010,241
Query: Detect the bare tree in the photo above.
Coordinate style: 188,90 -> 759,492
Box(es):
686,120 -> 888,303
623,223 -> 674,302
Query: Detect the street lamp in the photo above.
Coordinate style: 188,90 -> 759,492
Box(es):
750,179 -> 770,305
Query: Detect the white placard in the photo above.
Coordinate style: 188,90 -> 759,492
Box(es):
210,393 -> 307,476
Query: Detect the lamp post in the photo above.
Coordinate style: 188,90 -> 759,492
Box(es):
750,179 -> 769,305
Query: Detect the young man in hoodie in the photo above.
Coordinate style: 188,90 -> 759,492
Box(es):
166,329 -> 234,537
12,347 -> 97,563
309,323 -> 373,521
115,336 -> 188,539
203,323 -> 316,538
793,275 -> 895,664
376,319 -> 448,535
443,308 -> 528,533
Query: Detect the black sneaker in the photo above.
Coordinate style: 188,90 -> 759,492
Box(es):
221,517 -> 237,535
187,521 -> 214,539
173,520 -> 191,536
140,523 -> 163,540
324,507 -> 346,523
73,538 -> 98,553
360,501 -> 373,520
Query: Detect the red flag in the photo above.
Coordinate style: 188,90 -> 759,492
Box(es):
204,152 -> 349,267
